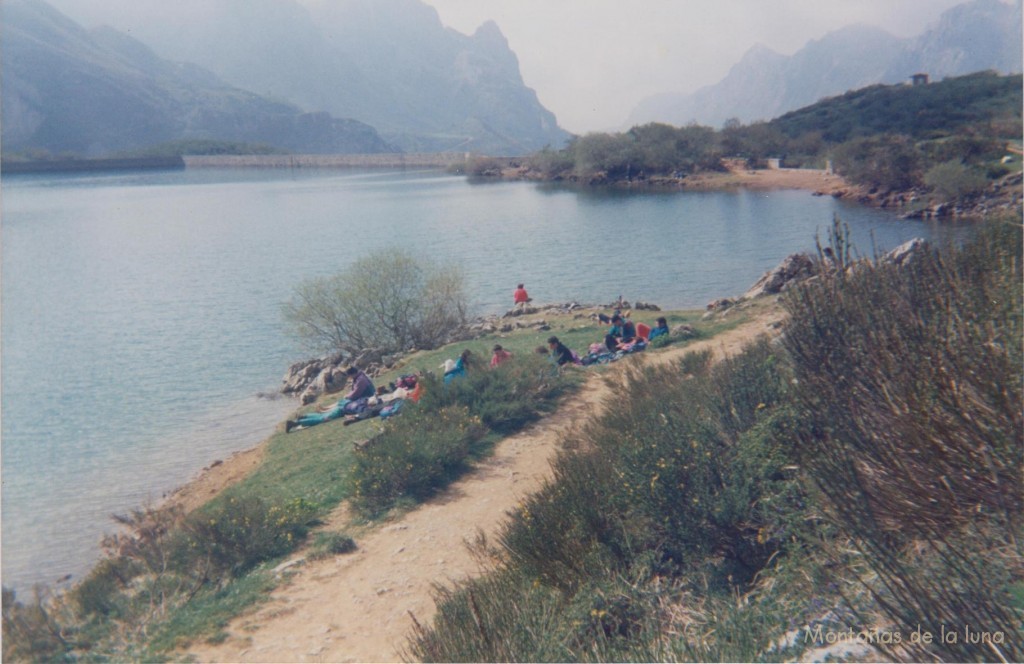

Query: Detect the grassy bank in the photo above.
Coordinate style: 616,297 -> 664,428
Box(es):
408,219 -> 1023,662
2,305 -> 733,660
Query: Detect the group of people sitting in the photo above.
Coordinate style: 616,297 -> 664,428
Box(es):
286,294 -> 673,433
285,367 -> 420,433
603,313 -> 669,348
577,313 -> 670,366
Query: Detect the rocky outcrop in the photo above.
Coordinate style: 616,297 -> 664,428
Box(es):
882,237 -> 927,267
704,239 -> 930,321
281,354 -> 347,405
742,253 -> 816,300
829,171 -> 1023,220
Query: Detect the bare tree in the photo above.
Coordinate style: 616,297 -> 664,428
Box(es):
283,248 -> 469,355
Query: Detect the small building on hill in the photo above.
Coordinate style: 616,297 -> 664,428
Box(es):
911,73 -> 930,86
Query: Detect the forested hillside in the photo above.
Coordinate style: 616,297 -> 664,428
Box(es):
519,72 -> 1022,205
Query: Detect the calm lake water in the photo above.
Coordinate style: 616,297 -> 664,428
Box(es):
1,167 -> 969,590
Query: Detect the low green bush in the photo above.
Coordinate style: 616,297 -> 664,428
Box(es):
350,405 -> 487,516
309,531 -> 357,559
410,339 -> 807,657
418,351 -> 569,433
175,496 -> 319,578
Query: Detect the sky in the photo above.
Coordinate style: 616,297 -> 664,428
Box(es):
44,0 -> 978,134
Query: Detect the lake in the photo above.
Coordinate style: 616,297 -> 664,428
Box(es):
0,167 -> 969,590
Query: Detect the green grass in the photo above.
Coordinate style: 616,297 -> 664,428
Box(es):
207,307 -> 716,520
141,569 -> 278,656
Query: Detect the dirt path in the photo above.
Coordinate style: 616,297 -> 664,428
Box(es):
183,304 -> 785,663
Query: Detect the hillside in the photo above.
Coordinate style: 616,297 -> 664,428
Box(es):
768,70 -> 1024,142
1,0 -> 394,158
627,0 -> 1023,128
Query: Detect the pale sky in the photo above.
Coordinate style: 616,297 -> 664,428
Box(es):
44,0 -> 979,133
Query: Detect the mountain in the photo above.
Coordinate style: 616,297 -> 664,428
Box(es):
54,0 -> 571,155
1,0 -> 394,158
627,0 -> 1023,129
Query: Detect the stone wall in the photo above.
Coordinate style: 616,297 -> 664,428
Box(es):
183,153 -> 472,169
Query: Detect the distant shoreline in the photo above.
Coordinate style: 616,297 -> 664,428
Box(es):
1,156 -> 186,174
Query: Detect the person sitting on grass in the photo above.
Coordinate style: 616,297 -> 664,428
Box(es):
490,344 -> 513,368
443,349 -> 472,384
648,316 -> 670,341
604,314 -> 636,351
344,365 -> 376,401
547,336 -> 575,366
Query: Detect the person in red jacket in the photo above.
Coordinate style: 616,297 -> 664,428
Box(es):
513,283 -> 531,310
490,344 -> 513,368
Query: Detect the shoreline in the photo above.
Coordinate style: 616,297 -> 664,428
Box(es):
498,163 -> 853,196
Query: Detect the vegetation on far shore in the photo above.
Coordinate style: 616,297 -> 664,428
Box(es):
471,72 -> 1022,210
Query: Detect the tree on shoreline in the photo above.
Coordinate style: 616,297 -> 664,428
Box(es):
283,249 -> 468,356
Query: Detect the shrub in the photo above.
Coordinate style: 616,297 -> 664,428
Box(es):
498,340 -> 801,592
464,155 -> 504,176
308,532 -> 357,559
282,248 -> 468,355
783,220 -> 1024,660
350,405 -> 487,516
176,497 -> 319,578
525,145 -> 574,178
2,587 -> 76,662
419,352 -> 569,433
923,159 -> 988,200
831,134 -> 923,191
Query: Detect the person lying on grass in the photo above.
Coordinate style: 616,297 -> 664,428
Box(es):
285,366 -> 376,433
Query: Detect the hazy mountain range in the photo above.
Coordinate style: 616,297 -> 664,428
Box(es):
1,0 -> 396,157
627,0 -> 1023,129
3,0 -> 1020,159
95,0 -> 569,154
1,0 -> 569,158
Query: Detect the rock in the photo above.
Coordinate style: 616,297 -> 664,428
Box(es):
706,297 -> 734,312
282,352 -> 346,396
882,237 -> 927,267
298,364 -> 349,404
351,348 -> 384,368
671,324 -> 697,339
272,557 -> 306,575
742,253 -> 815,299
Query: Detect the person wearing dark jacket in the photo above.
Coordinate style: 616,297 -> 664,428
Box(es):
605,314 -> 636,350
547,336 -> 575,366
344,365 -> 376,400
